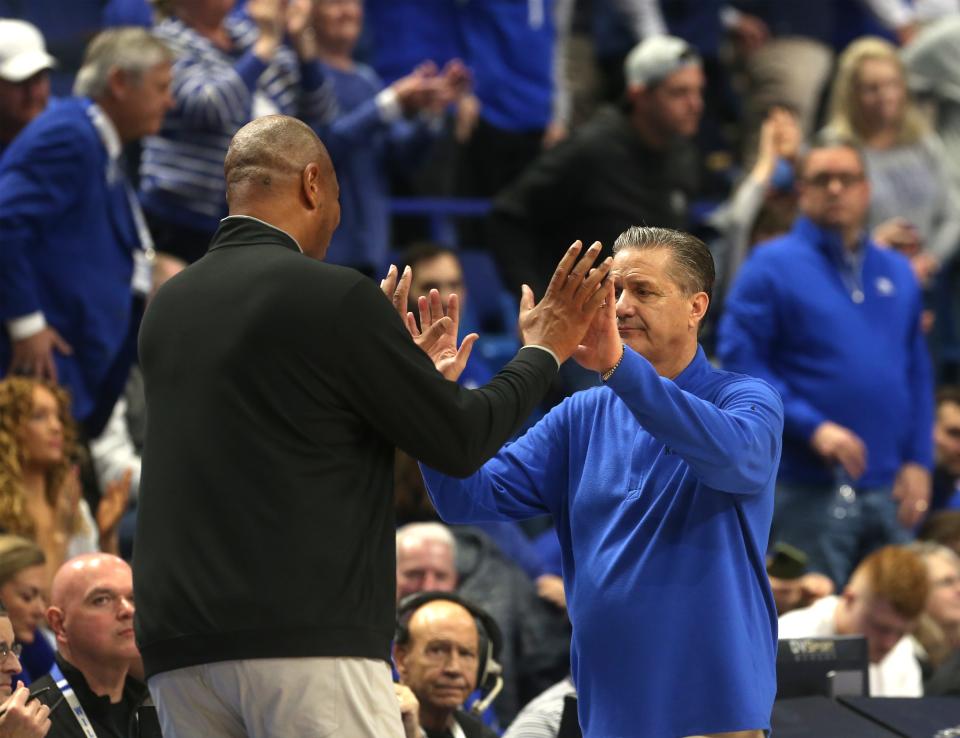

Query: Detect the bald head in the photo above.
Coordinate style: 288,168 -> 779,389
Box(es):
47,553 -> 137,669
50,553 -> 129,609
223,115 -> 340,258
225,115 -> 331,201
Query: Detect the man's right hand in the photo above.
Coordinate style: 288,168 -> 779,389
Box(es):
519,241 -> 612,363
811,421 -> 867,480
9,327 -> 72,383
0,687 -> 51,738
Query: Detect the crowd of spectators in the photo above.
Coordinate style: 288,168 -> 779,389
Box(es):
1,0 -> 960,736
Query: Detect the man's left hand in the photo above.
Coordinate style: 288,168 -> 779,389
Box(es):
573,280 -> 621,374
892,462 -> 931,528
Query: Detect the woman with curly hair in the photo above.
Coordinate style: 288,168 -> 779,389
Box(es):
0,378 -> 129,586
824,36 -> 960,284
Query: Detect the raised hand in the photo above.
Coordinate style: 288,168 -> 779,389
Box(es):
97,469 -> 132,547
380,264 -> 474,378
518,241 -> 613,363
286,0 -> 318,58
0,687 -> 51,738
410,290 -> 478,381
573,279 -> 621,373
249,0 -> 284,60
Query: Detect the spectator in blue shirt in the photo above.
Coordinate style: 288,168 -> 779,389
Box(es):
312,0 -> 467,274
718,136 -> 935,587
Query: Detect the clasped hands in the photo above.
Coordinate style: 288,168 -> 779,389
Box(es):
380,240 -> 623,380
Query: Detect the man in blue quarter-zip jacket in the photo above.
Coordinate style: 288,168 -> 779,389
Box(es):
422,226 -> 784,738
718,137 -> 935,588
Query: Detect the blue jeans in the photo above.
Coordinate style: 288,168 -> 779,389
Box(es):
772,481 -> 913,587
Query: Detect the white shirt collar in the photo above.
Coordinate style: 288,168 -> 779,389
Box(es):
86,102 -> 123,163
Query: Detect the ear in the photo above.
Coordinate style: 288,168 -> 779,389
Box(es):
301,162 -> 322,211
106,66 -> 130,101
46,606 -> 66,644
392,644 -> 409,680
625,83 -> 646,107
688,292 -> 709,329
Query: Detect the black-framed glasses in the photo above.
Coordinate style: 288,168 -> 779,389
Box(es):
0,643 -> 22,661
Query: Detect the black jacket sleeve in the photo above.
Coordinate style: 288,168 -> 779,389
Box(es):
332,277 -> 557,477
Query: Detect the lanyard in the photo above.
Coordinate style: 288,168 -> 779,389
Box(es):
85,103 -> 155,255
85,103 -> 155,296
50,663 -> 100,738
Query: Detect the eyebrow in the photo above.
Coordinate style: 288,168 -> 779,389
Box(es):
84,587 -> 125,601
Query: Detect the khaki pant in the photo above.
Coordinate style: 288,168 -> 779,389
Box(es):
148,657 -> 405,738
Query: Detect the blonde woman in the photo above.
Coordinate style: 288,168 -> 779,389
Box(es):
825,36 -> 960,283
0,536 -> 51,685
908,542 -> 960,672
0,378 -> 128,585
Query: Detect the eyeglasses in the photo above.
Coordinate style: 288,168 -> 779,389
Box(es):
0,643 -> 23,661
804,172 -> 866,189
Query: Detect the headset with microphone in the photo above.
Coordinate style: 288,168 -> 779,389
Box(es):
395,591 -> 504,715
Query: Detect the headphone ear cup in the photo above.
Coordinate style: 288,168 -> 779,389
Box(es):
475,630 -> 490,691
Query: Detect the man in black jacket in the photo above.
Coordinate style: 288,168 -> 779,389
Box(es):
31,554 -> 158,738
133,114 -> 611,738
488,35 -> 704,298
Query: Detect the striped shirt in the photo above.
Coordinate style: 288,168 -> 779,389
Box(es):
140,15 -> 338,232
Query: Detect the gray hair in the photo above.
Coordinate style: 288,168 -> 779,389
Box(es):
396,522 -> 457,556
612,226 -> 715,300
74,27 -> 172,98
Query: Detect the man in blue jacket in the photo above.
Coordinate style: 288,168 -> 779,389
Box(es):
0,28 -> 173,435
718,137 -> 935,587
422,226 -> 783,738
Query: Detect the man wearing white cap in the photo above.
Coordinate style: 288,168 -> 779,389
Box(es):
487,34 -> 705,299
0,18 -> 56,157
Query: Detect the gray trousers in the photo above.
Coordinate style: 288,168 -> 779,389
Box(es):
148,657 -> 405,738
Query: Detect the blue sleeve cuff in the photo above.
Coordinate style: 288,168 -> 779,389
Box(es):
299,59 -> 325,92
234,51 -> 269,91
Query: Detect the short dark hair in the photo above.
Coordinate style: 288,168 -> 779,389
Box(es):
400,242 -> 460,274
612,226 -> 715,301
937,386 -> 960,410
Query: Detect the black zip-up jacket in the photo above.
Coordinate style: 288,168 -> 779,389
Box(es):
133,216 -> 557,677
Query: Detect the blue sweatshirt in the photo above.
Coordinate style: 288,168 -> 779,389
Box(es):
422,346 -> 783,738
717,216 -> 934,488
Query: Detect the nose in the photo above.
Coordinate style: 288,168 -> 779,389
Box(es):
4,652 -> 21,675
30,598 -> 44,618
443,652 -> 465,675
117,596 -> 134,618
826,177 -> 845,196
